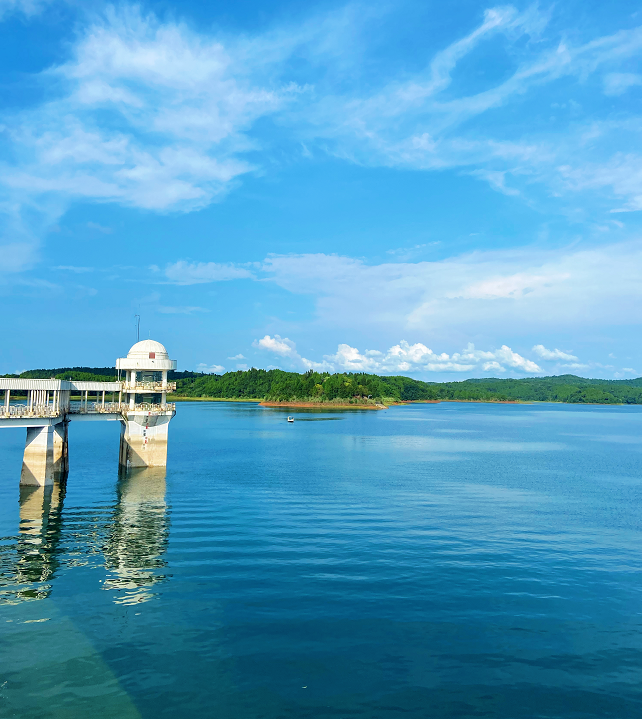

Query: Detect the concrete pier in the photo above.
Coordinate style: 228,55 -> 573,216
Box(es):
118,412 -> 173,468
1,338 -> 178,483
21,425 -> 56,486
116,340 -> 177,469
53,421 -> 69,479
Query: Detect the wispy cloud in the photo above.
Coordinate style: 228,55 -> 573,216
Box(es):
0,0 -> 52,20
162,237 -> 642,343
165,261 -> 254,284
156,305 -> 209,314
54,265 -> 94,273
86,221 -> 112,234
532,344 -> 578,361
2,2 -> 642,272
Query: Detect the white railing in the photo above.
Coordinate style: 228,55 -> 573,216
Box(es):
0,402 -> 176,418
69,402 -> 123,414
69,402 -> 175,414
0,404 -> 62,418
122,382 -> 176,392
124,403 -> 176,413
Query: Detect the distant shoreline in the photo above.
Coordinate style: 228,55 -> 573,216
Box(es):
260,401 -> 385,410
172,397 -> 524,407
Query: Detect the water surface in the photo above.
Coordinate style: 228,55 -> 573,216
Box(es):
1,401 -> 641,718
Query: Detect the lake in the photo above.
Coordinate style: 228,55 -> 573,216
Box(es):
1,401 -> 641,718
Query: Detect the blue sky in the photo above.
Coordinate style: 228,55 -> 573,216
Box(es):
1,0 -> 641,379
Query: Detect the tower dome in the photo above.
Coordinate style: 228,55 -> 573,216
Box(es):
127,340 -> 169,360
116,339 -> 177,371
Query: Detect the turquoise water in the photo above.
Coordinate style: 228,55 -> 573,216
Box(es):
1,401 -> 642,718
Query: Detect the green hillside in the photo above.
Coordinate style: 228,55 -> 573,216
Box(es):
3,367 -> 642,404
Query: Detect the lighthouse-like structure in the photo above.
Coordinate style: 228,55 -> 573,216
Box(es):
116,340 -> 177,468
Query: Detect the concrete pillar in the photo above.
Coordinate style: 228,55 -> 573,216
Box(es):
21,425 -> 55,486
102,390 -> 105,408
4,389 -> 9,415
161,391 -> 167,407
53,421 -> 69,479
20,420 -> 69,487
119,413 -> 171,468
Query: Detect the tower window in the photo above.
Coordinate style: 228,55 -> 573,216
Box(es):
149,352 -> 155,359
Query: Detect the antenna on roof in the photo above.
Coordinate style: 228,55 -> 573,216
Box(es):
134,314 -> 140,342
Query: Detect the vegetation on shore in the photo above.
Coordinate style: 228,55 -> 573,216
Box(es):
5,366 -> 642,405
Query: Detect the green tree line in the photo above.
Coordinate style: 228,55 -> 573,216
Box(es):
4,367 -> 642,404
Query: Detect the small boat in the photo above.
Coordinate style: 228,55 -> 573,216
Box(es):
287,416 -> 294,423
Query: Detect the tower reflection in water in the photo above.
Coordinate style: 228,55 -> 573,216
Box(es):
102,467 -> 170,605
10,483 -> 65,602
1,468 -> 170,605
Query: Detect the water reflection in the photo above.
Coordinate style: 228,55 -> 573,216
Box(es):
0,483 -> 66,603
102,467 -> 170,605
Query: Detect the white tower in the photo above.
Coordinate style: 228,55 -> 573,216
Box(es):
116,340 -> 177,468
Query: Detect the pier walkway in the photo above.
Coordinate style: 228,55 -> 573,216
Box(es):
0,340 -> 177,486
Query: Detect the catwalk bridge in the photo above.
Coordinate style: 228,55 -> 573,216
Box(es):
0,340 -> 177,486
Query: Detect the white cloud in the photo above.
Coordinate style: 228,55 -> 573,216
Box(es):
196,363 -> 225,374
253,335 -> 541,375
165,261 -> 254,284
86,221 -> 112,234
603,73 -> 642,96
253,334 -> 297,356
227,353 -> 246,360
532,344 -> 579,361
0,0 -> 50,19
260,240 -> 642,338
169,237 -> 642,345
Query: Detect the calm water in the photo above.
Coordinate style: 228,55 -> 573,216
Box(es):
1,401 -> 641,718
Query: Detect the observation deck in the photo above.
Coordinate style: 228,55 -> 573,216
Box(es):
1,338 -> 178,485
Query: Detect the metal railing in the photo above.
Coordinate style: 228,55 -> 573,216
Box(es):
122,382 -> 176,392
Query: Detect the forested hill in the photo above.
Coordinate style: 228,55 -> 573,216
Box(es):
5,367 -> 642,404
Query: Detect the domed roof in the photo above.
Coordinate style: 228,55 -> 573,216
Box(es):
126,339 -> 169,359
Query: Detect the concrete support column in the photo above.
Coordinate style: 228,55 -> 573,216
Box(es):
53,421 -> 69,479
4,389 -> 9,415
21,425 -> 55,486
119,413 -> 171,468
161,391 -> 167,407
102,390 -> 105,408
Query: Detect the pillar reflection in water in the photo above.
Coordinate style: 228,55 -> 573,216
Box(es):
102,466 -> 170,605
0,483 -> 66,603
